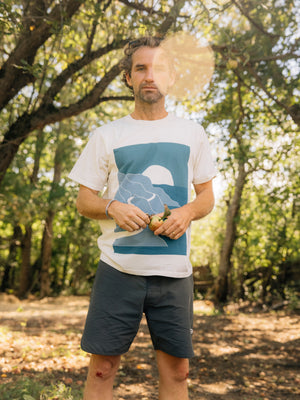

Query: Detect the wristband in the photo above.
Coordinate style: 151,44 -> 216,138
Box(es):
105,199 -> 116,219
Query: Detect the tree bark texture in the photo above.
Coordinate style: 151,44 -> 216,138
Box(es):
40,211 -> 54,298
40,140 -> 63,298
1,225 -> 22,292
214,162 -> 248,302
18,225 -> 33,298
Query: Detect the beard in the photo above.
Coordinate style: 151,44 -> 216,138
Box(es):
135,84 -> 164,104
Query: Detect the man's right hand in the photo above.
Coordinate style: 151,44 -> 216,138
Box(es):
107,200 -> 150,232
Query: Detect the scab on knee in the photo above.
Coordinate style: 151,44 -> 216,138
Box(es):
94,358 -> 117,381
178,370 -> 189,382
174,368 -> 190,383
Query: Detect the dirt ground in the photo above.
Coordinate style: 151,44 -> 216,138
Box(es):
0,295 -> 299,399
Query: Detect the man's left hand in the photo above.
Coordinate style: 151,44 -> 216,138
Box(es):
153,207 -> 192,240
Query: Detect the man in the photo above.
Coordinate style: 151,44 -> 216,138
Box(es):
69,36 -> 216,400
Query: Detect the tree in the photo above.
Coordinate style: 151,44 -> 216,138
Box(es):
182,0 -> 299,302
39,132 -> 64,298
1,0 -> 299,302
0,1 -> 189,296
0,0 -> 188,185
17,130 -> 44,298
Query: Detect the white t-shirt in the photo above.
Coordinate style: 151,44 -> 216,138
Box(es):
68,113 -> 216,278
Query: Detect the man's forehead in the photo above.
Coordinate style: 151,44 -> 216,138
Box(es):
132,46 -> 169,66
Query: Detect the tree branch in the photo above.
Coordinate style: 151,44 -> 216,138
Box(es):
251,52 -> 300,63
35,63 -> 125,130
231,78 -> 246,150
212,43 -> 299,63
42,40 -> 128,106
156,0 -> 187,36
234,69 -> 283,128
118,0 -> 160,14
232,0 -> 280,39
0,62 -> 132,184
245,62 -> 290,115
86,0 -> 113,54
0,0 -> 86,111
213,41 -> 299,127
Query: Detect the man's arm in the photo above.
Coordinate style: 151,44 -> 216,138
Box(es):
153,179 -> 215,240
76,185 -> 150,232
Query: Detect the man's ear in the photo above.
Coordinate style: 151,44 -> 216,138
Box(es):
125,72 -> 132,88
169,70 -> 176,88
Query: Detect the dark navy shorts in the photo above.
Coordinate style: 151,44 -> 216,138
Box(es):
81,260 -> 194,358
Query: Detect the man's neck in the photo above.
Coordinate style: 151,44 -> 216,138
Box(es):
131,100 -> 168,121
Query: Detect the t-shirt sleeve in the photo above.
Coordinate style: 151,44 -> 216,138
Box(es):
68,129 -> 109,191
192,125 -> 217,184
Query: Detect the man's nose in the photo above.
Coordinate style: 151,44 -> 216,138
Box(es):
145,67 -> 154,81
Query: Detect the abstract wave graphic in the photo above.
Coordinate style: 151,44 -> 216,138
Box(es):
113,142 -> 190,255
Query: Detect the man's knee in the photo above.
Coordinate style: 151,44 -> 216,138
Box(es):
170,364 -> 189,383
90,354 -> 120,381
157,351 -> 189,383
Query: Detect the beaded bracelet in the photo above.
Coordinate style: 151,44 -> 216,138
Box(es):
105,199 -> 116,219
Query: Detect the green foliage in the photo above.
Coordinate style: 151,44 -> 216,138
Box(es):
184,0 -> 299,302
0,377 -> 42,400
0,114 -> 107,295
0,377 -> 83,400
0,1 -> 299,302
191,207 -> 224,274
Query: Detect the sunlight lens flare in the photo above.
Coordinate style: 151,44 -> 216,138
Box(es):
155,32 -> 215,100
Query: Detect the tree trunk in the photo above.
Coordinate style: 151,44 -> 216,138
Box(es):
17,130 -> 44,297
1,225 -> 22,292
39,139 -> 63,298
71,252 -> 90,294
214,162 -> 248,303
61,243 -> 71,292
40,211 -> 54,298
18,225 -> 33,298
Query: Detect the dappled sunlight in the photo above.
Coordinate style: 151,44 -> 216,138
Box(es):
0,326 -> 88,377
199,381 -> 235,395
1,297 -> 300,399
204,343 -> 241,357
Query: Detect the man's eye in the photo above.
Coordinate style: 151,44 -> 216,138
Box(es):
154,66 -> 166,72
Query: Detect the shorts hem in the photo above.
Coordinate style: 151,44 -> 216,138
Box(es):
81,342 -> 130,356
153,345 -> 194,359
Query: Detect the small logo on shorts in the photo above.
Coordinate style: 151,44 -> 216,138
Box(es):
190,329 -> 193,335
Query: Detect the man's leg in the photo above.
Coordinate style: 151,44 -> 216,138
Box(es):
83,354 -> 121,400
156,350 -> 189,400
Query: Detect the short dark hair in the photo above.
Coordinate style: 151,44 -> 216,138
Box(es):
121,36 -> 165,91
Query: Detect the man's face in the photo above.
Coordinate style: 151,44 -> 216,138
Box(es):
126,46 -> 175,104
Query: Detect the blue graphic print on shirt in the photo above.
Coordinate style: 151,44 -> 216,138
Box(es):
112,142 -> 190,255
